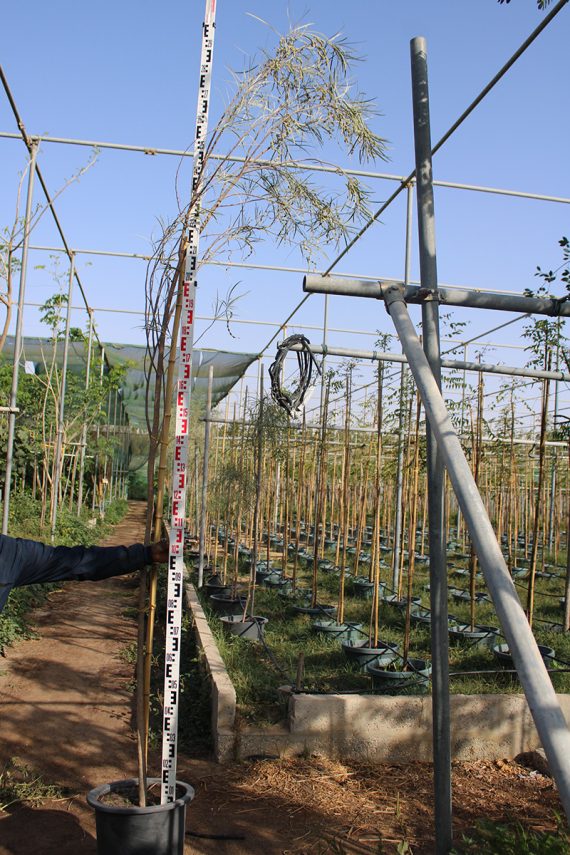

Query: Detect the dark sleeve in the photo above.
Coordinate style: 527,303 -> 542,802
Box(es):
9,538 -> 152,589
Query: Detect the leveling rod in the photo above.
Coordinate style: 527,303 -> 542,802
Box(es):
161,0 -> 218,804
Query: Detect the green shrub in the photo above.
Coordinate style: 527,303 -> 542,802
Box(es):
452,819 -> 570,855
0,492 -> 129,652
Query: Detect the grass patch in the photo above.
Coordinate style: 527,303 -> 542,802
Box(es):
148,568 -> 213,756
452,818 -> 570,854
192,537 -> 570,724
0,758 -> 73,811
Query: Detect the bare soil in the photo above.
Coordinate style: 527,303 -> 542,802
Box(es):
0,501 -> 565,853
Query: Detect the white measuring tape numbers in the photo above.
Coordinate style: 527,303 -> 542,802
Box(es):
161,0 -> 218,804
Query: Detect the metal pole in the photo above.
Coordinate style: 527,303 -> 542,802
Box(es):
3,130 -> 569,205
50,253 -> 75,540
2,141 -> 37,534
289,341 -> 570,384
319,295 -> 329,418
304,275 -> 570,318
198,365 -> 214,588
381,282 -> 570,824
411,36 -> 451,853
77,313 -> 94,514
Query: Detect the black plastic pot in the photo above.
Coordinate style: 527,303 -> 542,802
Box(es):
263,573 -> 291,593
350,577 -> 376,599
448,623 -> 498,648
209,593 -> 247,615
204,575 -> 232,597
220,614 -> 268,640
290,602 -> 337,617
493,643 -> 556,669
87,778 -> 194,855
450,588 -> 490,604
342,639 -> 399,671
410,605 -> 432,625
312,619 -> 363,642
384,594 -> 421,613
367,658 -> 432,694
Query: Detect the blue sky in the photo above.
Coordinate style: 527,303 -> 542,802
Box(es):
0,1 -> 568,417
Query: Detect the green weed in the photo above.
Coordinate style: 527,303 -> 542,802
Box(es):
451,819 -> 570,854
0,758 -> 73,811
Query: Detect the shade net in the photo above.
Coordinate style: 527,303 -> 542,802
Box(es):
1,336 -> 257,476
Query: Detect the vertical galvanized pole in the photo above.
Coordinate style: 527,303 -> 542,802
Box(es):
198,365 -> 214,587
77,313 -> 94,514
411,36 -> 452,853
319,295 -> 329,418
2,141 -> 38,534
50,253 -> 75,541
392,183 -> 414,590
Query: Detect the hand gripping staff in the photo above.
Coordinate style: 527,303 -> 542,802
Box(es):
161,0 -> 218,804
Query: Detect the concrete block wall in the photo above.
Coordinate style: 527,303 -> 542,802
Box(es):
184,582 -> 570,764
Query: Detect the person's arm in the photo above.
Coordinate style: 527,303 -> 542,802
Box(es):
8,536 -> 170,589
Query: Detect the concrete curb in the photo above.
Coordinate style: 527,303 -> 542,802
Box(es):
184,582 -> 236,762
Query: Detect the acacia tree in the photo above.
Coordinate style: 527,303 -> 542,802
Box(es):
143,25 -> 388,531
498,1 -> 553,7
137,23 -> 390,779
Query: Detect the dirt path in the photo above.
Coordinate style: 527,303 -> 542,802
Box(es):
0,502 -> 565,854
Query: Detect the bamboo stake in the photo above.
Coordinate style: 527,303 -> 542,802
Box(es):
527,363 -> 551,627
403,393 -> 422,664
311,383 -> 330,609
469,372 -> 484,630
371,365 -> 384,647
354,444 -> 373,579
292,413 -> 306,591
245,368 -> 264,619
337,375 -> 351,625
282,431 -> 292,575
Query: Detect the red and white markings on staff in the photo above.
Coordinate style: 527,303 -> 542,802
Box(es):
161,0 -> 218,805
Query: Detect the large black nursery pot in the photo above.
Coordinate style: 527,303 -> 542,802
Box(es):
312,618 -> 363,642
87,778 -> 194,855
493,643 -> 556,670
367,658 -> 432,694
342,638 -> 399,671
209,592 -> 247,615
204,574 -> 232,597
350,576 -> 376,599
220,614 -> 268,640
448,622 -> 498,648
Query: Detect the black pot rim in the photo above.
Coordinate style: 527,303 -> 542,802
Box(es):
87,778 -> 194,815
342,639 -> 398,653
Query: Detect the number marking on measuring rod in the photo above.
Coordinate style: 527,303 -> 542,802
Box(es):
161,0 -> 217,804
